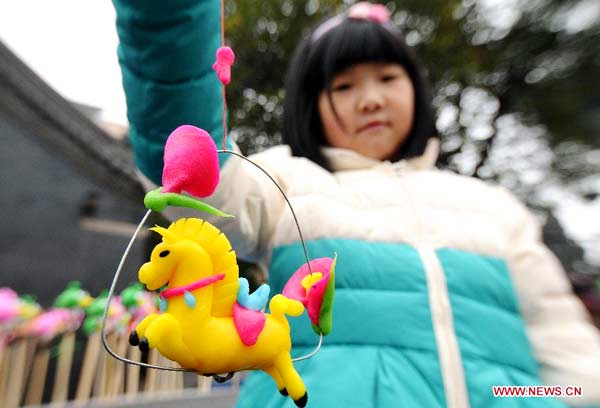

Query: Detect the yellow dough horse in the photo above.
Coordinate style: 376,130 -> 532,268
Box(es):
129,218 -> 310,407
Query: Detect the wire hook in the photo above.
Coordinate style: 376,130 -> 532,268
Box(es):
102,150 -> 321,374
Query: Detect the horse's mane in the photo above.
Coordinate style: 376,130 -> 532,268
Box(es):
154,218 -> 239,317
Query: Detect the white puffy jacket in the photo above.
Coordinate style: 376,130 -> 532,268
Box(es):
139,138 -> 600,407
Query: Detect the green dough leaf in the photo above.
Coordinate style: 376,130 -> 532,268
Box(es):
314,254 -> 336,336
144,188 -> 234,218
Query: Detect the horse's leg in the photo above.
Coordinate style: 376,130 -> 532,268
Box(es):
129,313 -> 159,346
274,352 -> 307,407
144,314 -> 198,369
263,365 -> 287,396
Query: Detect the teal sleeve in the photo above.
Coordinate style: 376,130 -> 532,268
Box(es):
113,0 -> 232,186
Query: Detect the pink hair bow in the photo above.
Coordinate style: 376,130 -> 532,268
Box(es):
311,2 -> 391,42
348,2 -> 390,23
212,46 -> 236,85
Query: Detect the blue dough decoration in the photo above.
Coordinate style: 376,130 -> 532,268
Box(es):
184,290 -> 196,308
237,277 -> 270,311
159,297 -> 168,313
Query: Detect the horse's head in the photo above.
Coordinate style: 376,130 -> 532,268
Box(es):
138,218 -> 239,317
139,226 -> 213,290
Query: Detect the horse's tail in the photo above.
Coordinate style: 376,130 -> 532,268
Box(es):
269,294 -> 304,321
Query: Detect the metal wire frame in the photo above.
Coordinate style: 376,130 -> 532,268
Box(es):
102,150 -> 322,374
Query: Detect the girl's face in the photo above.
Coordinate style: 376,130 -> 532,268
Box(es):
318,62 -> 415,161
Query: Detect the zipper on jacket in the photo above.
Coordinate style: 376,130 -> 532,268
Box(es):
394,172 -> 470,408
418,245 -> 470,408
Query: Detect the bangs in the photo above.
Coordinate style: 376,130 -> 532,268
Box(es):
309,20 -> 412,91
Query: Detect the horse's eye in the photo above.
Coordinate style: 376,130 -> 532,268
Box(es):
159,250 -> 170,258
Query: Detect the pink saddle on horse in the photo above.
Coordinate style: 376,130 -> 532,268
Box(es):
232,303 -> 266,346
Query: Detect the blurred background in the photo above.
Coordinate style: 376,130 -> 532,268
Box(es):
0,0 -> 598,406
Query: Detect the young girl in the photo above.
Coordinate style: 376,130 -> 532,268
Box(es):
113,2 -> 600,407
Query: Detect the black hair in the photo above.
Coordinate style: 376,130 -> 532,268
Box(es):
283,17 -> 437,171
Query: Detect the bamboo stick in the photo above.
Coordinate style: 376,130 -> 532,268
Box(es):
160,355 -> 172,392
144,349 -> 159,393
24,345 -> 51,406
197,374 -> 212,394
167,357 -> 178,392
155,354 -> 165,392
94,338 -> 109,399
74,331 -> 101,402
125,346 -> 141,396
175,368 -> 184,391
127,347 -> 142,395
24,338 -> 38,381
0,335 -> 6,368
51,332 -> 75,403
157,359 -> 165,392
4,339 -> 28,408
108,334 -> 128,398
103,334 -> 117,398
0,338 -> 10,408
160,355 -> 181,393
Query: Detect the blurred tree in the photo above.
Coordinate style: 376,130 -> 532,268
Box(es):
223,0 -> 600,274
224,0 -> 340,152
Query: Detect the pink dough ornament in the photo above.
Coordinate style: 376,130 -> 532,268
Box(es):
0,288 -> 20,324
162,125 -> 220,197
44,281 -> 92,341
27,308 -> 84,343
283,255 -> 337,335
107,296 -> 130,335
212,46 -> 235,85
0,291 -> 41,328
143,126 -> 232,217
2,294 -> 42,338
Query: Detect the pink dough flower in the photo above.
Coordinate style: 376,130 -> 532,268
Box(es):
282,256 -> 337,335
162,125 -> 220,198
